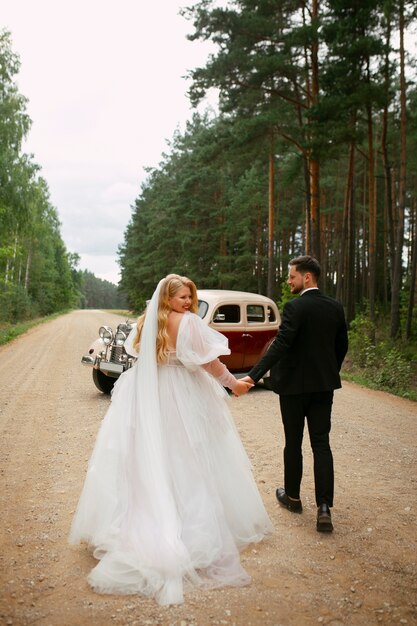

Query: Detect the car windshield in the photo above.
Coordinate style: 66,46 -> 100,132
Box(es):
198,300 -> 209,319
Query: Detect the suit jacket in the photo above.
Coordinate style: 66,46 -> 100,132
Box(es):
248,289 -> 348,395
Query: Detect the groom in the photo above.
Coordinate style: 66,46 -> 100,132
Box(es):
242,256 -> 348,532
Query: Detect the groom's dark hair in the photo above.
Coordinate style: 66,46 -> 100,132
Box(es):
289,255 -> 321,280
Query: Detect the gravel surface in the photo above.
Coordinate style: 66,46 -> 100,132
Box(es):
0,309 -> 416,626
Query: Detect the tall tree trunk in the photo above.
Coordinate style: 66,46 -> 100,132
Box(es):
218,212 -> 227,289
10,230 -> 19,284
308,0 -> 320,262
309,158 -> 320,261
347,154 -> 356,325
362,162 -> 369,304
305,160 -> 311,254
319,209 -> 327,291
267,145 -> 275,298
406,199 -> 416,339
281,190 -> 291,278
337,127 -> 356,317
390,0 -> 407,338
367,101 -> 377,322
24,247 -> 32,290
381,10 -> 395,283
343,141 -> 356,323
336,166 -> 348,303
256,209 -> 262,293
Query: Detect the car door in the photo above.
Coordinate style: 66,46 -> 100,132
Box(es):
242,303 -> 278,370
209,303 -> 245,371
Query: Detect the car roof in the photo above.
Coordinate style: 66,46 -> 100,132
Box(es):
197,289 -> 276,305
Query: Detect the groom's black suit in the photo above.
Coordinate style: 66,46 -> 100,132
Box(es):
248,289 -> 348,507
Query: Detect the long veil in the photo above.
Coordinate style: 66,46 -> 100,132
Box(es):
128,278 -> 192,600
85,279 -> 194,604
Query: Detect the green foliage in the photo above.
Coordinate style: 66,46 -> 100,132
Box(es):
0,30 -> 80,323
372,344 -> 412,391
119,1 -> 417,320
118,113 -> 306,308
277,280 -> 298,311
0,311 -> 70,346
0,284 -> 37,322
347,313 -> 377,368
2,13 -> 415,404
118,0 -> 417,400
345,312 -> 415,399
78,270 -> 128,309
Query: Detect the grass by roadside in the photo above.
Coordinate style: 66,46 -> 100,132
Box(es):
342,370 -> 416,402
101,310 -> 136,317
0,310 -> 72,346
0,310 -> 137,348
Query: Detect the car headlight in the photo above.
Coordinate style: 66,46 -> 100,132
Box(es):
118,322 -> 133,334
99,326 -> 113,345
115,330 -> 127,346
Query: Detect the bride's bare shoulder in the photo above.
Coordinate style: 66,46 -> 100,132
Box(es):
167,311 -> 184,331
166,311 -> 186,348
168,310 -> 184,321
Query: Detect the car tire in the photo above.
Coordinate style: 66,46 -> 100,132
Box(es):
92,369 -> 115,394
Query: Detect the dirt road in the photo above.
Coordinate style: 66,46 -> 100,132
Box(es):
0,310 -> 416,626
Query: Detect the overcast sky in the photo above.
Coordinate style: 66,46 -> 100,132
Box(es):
4,4 -> 415,286
1,0 -> 215,284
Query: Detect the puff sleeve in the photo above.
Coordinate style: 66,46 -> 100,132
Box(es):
176,313 -> 238,391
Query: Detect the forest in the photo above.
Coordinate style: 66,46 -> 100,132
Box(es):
119,0 -> 417,345
0,30 -> 125,324
1,2 -> 416,396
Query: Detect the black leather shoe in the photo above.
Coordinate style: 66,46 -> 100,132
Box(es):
276,488 -> 302,513
316,503 -> 333,532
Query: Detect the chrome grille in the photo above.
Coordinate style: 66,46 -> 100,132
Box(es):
110,345 -> 124,363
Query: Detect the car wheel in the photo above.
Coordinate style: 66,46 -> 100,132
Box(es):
92,369 -> 115,394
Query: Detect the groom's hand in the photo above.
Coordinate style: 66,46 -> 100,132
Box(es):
241,376 -> 255,386
233,379 -> 254,397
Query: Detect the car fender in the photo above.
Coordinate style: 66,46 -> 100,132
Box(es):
87,337 -> 107,359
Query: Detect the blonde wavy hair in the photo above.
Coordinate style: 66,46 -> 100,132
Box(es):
133,274 -> 198,363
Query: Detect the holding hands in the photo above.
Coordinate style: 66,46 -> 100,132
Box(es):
232,376 -> 255,397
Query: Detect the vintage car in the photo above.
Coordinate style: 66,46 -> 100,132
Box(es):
81,289 -> 281,393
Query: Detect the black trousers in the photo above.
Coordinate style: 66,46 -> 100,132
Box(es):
279,391 -> 334,507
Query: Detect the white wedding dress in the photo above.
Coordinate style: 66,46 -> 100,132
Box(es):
70,305 -> 273,606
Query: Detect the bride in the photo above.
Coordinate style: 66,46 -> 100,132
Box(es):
69,274 -> 273,605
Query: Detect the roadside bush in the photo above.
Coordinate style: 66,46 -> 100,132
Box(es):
0,284 -> 38,323
348,313 -> 377,369
372,344 -> 412,391
345,312 -> 414,398
11,285 -> 38,321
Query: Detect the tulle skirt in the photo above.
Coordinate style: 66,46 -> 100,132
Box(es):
69,359 -> 273,605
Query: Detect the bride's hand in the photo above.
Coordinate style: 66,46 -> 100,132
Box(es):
233,379 -> 254,397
